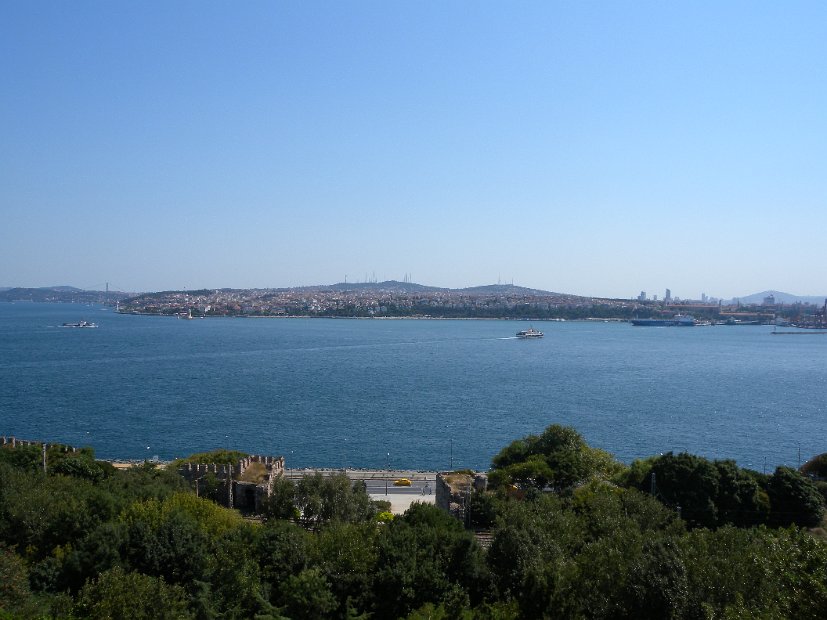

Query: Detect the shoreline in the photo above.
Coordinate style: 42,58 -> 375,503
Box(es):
115,310 -> 587,322
105,461 -> 444,479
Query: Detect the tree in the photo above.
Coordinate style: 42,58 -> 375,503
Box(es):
489,424 -> 623,492
767,466 -> 824,527
262,475 -> 298,521
487,493 -> 579,602
75,566 -> 194,620
680,525 -> 827,618
467,490 -> 498,529
372,504 -> 490,618
61,522 -> 125,592
207,523 -> 277,619
51,454 -> 109,483
101,462 -> 189,504
119,495 -> 243,586
255,520 -> 311,606
625,538 -> 688,619
311,522 -> 378,617
293,473 -> 376,529
121,508 -> 209,586
714,460 -> 769,527
0,544 -> 35,616
0,464 -> 117,563
642,452 -> 720,528
800,453 -> 827,479
280,568 -> 338,620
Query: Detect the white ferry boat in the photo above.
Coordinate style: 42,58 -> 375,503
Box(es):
516,327 -> 544,338
62,320 -> 98,328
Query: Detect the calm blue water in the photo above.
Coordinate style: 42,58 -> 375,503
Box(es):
1,302 -> 825,472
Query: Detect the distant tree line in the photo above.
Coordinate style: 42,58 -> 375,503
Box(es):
1,426 -> 826,619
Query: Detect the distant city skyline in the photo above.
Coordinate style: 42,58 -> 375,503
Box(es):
2,280 -> 825,306
2,3 -> 826,300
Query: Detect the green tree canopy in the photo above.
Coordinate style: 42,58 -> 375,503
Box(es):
292,473 -> 377,530
372,503 -> 490,618
489,424 -> 623,491
767,466 -> 825,528
171,449 -> 249,467
75,566 -> 194,620
633,453 -> 770,529
801,453 -> 827,479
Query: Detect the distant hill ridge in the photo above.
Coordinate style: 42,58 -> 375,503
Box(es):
728,290 -> 827,305
0,286 -> 131,302
266,281 -> 565,296
3,284 -> 826,305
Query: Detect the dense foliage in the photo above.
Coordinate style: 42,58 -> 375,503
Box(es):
1,427 -> 825,619
172,450 -> 250,467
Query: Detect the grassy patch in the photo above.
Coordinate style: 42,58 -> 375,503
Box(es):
170,449 -> 249,468
239,462 -> 268,483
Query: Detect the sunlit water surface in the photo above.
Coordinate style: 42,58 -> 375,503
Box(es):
1,303 -> 824,472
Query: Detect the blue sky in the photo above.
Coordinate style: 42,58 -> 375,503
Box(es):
2,2 -> 825,298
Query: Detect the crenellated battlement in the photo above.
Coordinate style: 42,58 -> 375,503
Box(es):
177,453 -> 285,512
2,435 -> 284,514
1,436 -> 77,452
180,462 -> 234,477
178,455 -> 284,481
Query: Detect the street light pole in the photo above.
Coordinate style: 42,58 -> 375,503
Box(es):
385,451 -> 389,495
450,437 -> 453,471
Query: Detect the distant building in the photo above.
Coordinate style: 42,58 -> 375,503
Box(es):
638,291 -> 647,301
763,294 -> 776,306
665,288 -> 671,302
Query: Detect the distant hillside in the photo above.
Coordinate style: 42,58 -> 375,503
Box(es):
275,281 -> 568,296
320,281 -> 575,297
729,290 -> 827,305
0,287 -> 130,303
46,286 -> 85,293
460,283 -> 559,296
326,280 -> 444,293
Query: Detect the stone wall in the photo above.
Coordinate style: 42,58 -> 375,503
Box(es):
236,455 -> 284,480
1,436 -> 77,452
178,462 -> 234,480
177,454 -> 285,511
435,472 -> 488,522
2,438 -> 284,514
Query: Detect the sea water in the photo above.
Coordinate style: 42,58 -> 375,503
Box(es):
1,302 -> 825,472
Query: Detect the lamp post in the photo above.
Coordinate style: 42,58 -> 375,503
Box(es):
385,451 -> 389,495
450,437 -> 453,471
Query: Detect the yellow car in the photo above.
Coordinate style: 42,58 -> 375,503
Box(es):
393,478 -> 412,487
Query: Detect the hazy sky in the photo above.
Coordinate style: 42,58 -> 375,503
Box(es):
2,2 -> 825,299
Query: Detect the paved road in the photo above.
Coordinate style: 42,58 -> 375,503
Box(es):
284,468 -> 437,497
364,479 -> 433,497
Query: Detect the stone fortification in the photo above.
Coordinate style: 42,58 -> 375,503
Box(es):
177,454 -> 284,512
1,436 -> 77,452
2,437 -> 284,513
435,472 -> 487,522
180,462 -> 234,477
